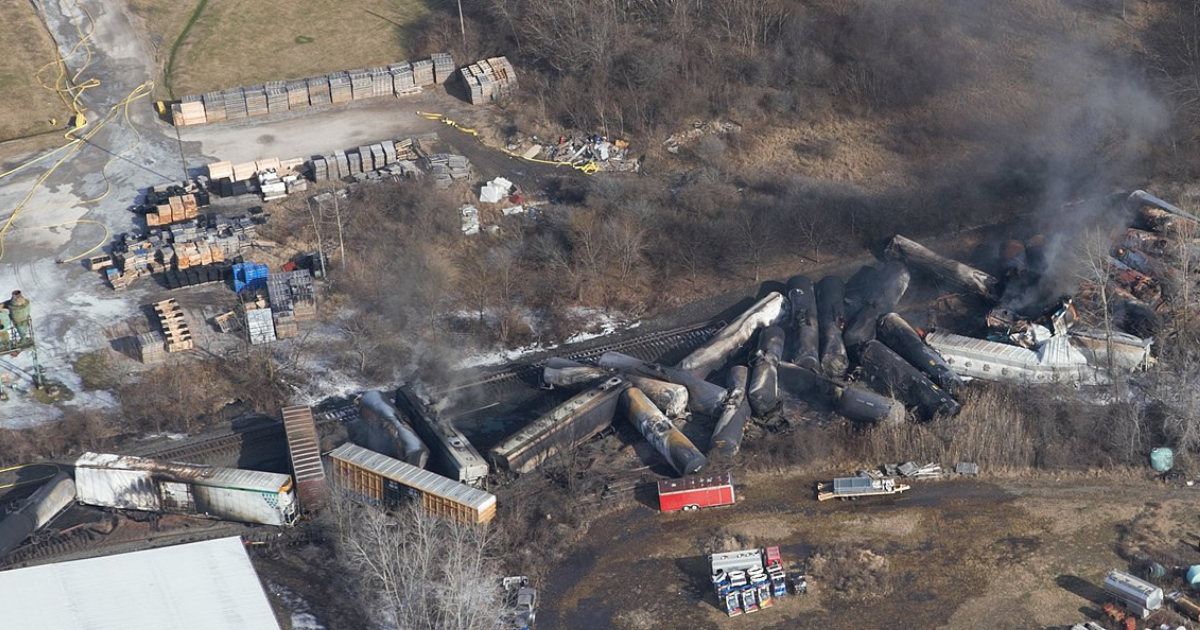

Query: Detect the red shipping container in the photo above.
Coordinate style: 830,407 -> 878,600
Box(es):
658,473 -> 735,512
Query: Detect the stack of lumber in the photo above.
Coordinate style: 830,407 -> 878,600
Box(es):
171,240 -> 226,268
390,62 -> 416,93
207,161 -> 234,181
171,97 -> 206,126
349,69 -> 373,100
460,57 -> 517,104
371,67 -> 392,97
286,80 -> 310,108
243,85 -> 269,117
307,76 -> 332,105
395,137 -> 418,161
265,81 -> 289,114
328,72 -> 353,103
431,52 -> 455,84
411,59 -> 434,86
223,88 -> 248,119
153,298 -> 194,352
136,331 -> 168,363
145,193 -> 200,227
202,92 -> 227,121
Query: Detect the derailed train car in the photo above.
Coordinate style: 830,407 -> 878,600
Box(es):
74,453 -> 298,527
0,472 -> 76,561
395,385 -> 489,487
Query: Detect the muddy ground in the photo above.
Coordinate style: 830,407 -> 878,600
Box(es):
535,470 -> 1200,630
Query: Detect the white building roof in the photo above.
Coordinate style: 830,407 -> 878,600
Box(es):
0,536 -> 281,630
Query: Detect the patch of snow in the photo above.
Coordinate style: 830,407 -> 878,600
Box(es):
453,307 -> 636,369
268,582 -> 327,630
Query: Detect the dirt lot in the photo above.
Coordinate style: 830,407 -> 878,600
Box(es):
536,471 -> 1200,630
128,0 -> 428,98
0,1 -> 73,143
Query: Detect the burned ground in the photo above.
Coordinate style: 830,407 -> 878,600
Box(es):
535,472 -> 1200,630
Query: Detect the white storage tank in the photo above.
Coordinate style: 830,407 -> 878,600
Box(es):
1102,569 -> 1162,619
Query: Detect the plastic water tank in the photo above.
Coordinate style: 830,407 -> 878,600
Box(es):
1145,562 -> 1166,580
1187,565 -> 1200,587
1150,447 -> 1174,473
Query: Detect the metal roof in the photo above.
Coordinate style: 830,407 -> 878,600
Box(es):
0,537 -> 280,630
75,453 -> 292,493
658,472 -> 733,494
328,443 -> 496,511
833,477 -> 877,493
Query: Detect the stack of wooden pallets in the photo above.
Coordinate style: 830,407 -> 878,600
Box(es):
349,69 -> 373,100
171,97 -> 206,126
265,81 -> 289,114
411,59 -> 435,86
286,80 -> 310,108
328,72 -> 353,103
371,67 -> 392,97
243,85 -> 269,117
136,331 -> 168,363
431,52 -> 455,84
153,298 -> 194,352
246,307 -> 276,345
202,91 -> 227,122
223,88 -> 248,119
460,56 -> 518,104
145,193 -> 200,227
307,76 -> 332,105
390,62 -> 415,93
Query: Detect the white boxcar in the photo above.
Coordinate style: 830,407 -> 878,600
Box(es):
74,453 -> 297,527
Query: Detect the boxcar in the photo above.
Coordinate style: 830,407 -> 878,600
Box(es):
327,443 -> 496,525
658,473 -> 735,512
74,453 -> 297,527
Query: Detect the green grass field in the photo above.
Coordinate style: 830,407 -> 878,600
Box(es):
130,0 -> 429,98
0,2 -> 74,143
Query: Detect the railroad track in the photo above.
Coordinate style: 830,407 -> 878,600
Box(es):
430,321 -> 721,398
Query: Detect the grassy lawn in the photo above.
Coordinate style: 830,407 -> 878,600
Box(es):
0,2 -> 74,143
129,0 -> 429,98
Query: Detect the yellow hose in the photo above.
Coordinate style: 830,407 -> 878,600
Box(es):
416,110 -> 599,175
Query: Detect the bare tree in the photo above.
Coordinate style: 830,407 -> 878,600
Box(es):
328,495 -> 509,630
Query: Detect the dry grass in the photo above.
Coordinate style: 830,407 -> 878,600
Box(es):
0,2 -> 73,143
130,0 -> 429,98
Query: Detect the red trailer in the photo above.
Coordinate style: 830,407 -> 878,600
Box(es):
658,473 -> 736,512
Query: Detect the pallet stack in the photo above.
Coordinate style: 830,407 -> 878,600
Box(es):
431,52 -> 455,84
328,72 -> 353,103
423,153 -> 471,187
371,67 -> 392,97
135,331 -> 168,363
223,88 -> 248,119
411,59 -> 435,86
145,193 -> 200,227
267,270 -> 316,319
244,85 -> 269,117
202,91 -> 227,122
286,79 -> 310,108
460,56 -> 517,104
171,96 -> 206,126
390,62 -> 415,93
307,76 -> 332,106
246,307 -> 276,345
265,81 -> 289,114
153,298 -> 194,352
233,261 -> 270,292
349,69 -> 373,100
170,53 -> 453,126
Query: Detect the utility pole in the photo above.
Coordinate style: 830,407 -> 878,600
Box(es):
457,0 -> 467,50
334,193 -> 346,268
